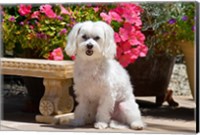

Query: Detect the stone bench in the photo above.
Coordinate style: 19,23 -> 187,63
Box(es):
1,58 -> 74,124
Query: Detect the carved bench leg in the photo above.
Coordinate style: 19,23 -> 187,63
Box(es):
35,78 -> 74,124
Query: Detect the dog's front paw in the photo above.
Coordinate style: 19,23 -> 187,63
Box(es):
130,121 -> 145,130
94,122 -> 108,129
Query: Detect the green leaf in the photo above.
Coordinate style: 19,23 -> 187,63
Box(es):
50,26 -> 56,30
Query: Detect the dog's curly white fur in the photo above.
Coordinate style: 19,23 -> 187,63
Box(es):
65,21 -> 145,130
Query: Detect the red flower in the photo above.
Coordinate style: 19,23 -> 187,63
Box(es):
18,4 -> 32,16
71,55 -> 76,60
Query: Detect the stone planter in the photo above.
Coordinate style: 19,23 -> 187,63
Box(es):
126,54 -> 175,105
178,41 -> 195,98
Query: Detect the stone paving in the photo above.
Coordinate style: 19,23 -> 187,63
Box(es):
1,95 -> 196,134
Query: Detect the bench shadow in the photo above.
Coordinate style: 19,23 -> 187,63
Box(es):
2,96 -> 39,123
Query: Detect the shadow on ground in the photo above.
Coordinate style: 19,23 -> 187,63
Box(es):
2,95 -> 195,123
136,99 -> 195,121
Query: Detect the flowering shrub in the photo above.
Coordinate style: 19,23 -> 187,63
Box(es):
3,4 -> 70,59
167,3 -> 195,41
2,3 -> 148,66
141,2 -> 195,57
100,3 -> 148,67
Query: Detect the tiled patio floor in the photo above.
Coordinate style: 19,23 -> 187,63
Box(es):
0,95 -> 196,133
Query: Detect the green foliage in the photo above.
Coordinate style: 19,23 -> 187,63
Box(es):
2,4 -> 113,58
141,2 -> 195,57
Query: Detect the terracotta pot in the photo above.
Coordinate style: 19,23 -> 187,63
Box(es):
178,41 -> 195,98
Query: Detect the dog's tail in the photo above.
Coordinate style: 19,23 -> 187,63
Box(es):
109,120 -> 129,129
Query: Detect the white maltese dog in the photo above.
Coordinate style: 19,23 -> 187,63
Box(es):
65,21 -> 145,130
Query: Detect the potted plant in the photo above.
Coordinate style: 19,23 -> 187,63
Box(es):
125,2 -> 196,105
166,2 -> 196,98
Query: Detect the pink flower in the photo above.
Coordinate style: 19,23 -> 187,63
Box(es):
59,28 -> 67,35
60,5 -> 71,15
101,3 -> 148,67
40,4 -> 51,11
116,46 -> 123,59
121,41 -> 132,52
135,31 -> 145,43
114,32 -> 121,43
40,4 -> 57,18
57,16 -> 63,20
123,22 -> 135,32
114,3 -> 143,26
128,34 -> 141,45
93,7 -> 99,12
9,16 -> 15,22
118,54 -> 130,67
137,45 -> 148,57
18,4 -> 32,16
109,11 -> 122,22
19,21 -> 24,25
122,9 -> 142,27
31,11 -> 40,19
116,45 -> 138,67
100,11 -> 122,24
129,31 -> 145,45
111,6 -> 123,15
119,27 -> 129,42
100,12 -> 112,24
48,47 -> 64,60
118,52 -> 136,68
29,25 -> 34,29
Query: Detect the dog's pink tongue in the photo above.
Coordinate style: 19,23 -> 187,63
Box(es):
86,50 -> 93,56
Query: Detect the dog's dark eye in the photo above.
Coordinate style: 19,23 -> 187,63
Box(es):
82,35 -> 89,40
94,36 -> 100,41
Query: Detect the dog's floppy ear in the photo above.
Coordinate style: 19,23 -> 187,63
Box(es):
65,23 -> 83,56
100,21 -> 117,59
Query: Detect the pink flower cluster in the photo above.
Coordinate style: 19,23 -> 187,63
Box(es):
18,4 -> 59,19
40,4 -> 57,18
48,47 -> 64,60
18,5 -> 32,16
101,3 -> 148,67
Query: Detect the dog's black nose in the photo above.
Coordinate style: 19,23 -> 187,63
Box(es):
86,43 -> 93,49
